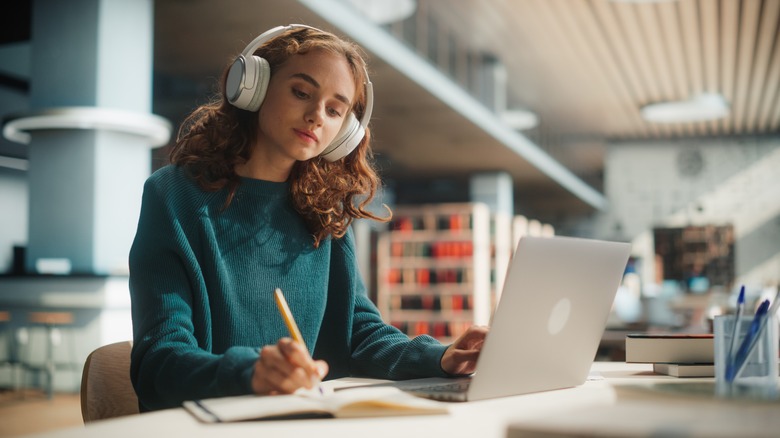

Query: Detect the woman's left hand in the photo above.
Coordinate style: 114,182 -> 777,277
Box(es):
440,325 -> 489,376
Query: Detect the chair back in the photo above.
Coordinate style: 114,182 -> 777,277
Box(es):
80,340 -> 140,423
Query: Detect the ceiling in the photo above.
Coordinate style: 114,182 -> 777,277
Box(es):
4,0 -> 779,222
151,0 -> 779,220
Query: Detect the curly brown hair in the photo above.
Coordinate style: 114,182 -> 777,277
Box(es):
169,26 -> 390,247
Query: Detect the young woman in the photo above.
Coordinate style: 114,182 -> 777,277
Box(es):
129,24 -> 487,411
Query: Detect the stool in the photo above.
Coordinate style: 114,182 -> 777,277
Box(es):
0,310 -> 23,392
23,311 -> 76,399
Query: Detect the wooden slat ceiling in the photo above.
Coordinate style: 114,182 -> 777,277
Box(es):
427,0 -> 780,145
147,0 -> 779,216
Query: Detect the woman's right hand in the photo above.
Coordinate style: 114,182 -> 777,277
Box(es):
251,337 -> 329,395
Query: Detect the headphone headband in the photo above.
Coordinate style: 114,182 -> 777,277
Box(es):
240,25 -> 316,57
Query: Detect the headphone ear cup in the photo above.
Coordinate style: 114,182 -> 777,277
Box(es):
320,113 -> 363,162
226,55 -> 270,111
244,56 -> 270,112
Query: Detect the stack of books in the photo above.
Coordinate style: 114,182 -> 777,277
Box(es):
625,333 -> 714,377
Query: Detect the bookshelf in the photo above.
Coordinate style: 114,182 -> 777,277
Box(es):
376,203 -> 492,342
653,225 -> 734,289
375,204 -> 556,342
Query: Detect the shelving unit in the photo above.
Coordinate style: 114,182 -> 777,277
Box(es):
375,204 -> 557,342
376,203 -> 492,343
653,225 -> 734,289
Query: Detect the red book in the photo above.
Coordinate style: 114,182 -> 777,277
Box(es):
452,295 -> 463,311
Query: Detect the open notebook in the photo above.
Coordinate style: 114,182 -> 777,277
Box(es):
389,235 -> 631,401
184,386 -> 448,422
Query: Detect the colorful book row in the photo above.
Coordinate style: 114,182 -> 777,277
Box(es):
390,241 -> 474,258
386,268 -> 473,285
389,214 -> 473,232
391,295 -> 474,311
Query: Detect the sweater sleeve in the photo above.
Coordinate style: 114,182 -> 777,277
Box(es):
334,229 -> 450,379
128,175 -> 257,411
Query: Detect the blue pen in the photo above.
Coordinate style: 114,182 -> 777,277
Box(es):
725,286 -> 746,376
726,299 -> 770,382
731,290 -> 780,381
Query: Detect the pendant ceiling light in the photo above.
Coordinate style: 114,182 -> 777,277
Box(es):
640,93 -> 730,124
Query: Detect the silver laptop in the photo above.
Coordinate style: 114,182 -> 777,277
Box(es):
392,235 -> 631,402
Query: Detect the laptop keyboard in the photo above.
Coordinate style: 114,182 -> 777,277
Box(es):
405,380 -> 471,393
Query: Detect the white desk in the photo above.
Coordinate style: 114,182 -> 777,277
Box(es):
28,362 -> 780,438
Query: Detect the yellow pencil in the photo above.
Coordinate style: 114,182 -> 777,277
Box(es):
273,288 -> 324,394
274,288 -> 304,345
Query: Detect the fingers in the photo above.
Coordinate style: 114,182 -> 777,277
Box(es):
441,325 -> 490,376
450,348 -> 481,364
441,348 -> 481,375
453,325 -> 489,350
251,338 -> 328,395
314,360 -> 329,380
278,338 -> 319,375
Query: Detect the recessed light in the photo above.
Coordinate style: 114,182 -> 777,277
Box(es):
640,93 -> 730,123
501,109 -> 539,130
346,0 -> 416,24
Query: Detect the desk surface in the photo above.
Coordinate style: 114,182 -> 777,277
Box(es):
29,362 -> 780,438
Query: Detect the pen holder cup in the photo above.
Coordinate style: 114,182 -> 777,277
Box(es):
714,314 -> 779,400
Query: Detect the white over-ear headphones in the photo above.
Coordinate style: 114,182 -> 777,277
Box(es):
225,24 -> 374,162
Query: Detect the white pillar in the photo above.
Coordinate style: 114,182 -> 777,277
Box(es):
11,0 -> 169,275
469,171 -> 514,217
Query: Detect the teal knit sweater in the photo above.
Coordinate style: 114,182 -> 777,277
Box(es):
128,165 -> 448,411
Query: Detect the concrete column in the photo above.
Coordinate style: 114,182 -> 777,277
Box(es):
17,0 -> 168,274
470,171 -> 514,217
